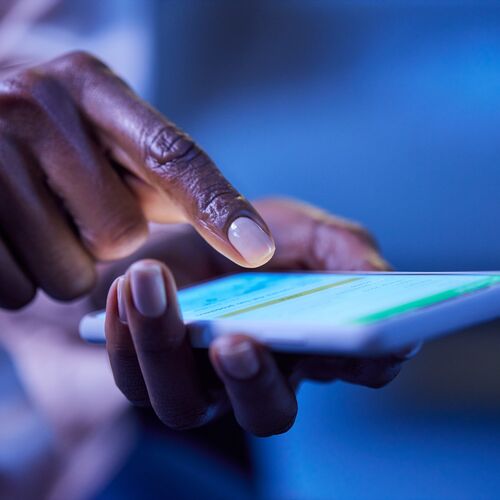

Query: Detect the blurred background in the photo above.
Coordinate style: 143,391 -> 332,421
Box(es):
10,0 -> 500,498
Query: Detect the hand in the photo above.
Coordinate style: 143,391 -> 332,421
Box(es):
0,51 -> 274,309
104,199 -> 418,436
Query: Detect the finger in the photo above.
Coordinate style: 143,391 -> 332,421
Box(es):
210,336 -> 298,436
105,277 -> 150,406
0,236 -> 35,309
298,216 -> 390,271
0,138 -> 96,300
296,355 -> 403,389
122,260 -> 217,430
44,51 -> 275,267
2,71 -> 148,261
337,356 -> 403,388
253,198 -> 389,271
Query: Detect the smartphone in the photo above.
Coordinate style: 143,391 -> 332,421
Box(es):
80,272 -> 500,355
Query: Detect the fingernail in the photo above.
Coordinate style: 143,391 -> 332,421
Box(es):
116,277 -> 127,324
396,341 -> 423,360
228,217 -> 275,267
215,338 -> 260,380
130,262 -> 167,318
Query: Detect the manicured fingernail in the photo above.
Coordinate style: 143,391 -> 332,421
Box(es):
130,262 -> 167,318
116,277 -> 127,324
228,217 -> 275,267
215,338 -> 260,380
396,341 -> 423,360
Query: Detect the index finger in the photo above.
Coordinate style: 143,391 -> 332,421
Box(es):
43,51 -> 275,268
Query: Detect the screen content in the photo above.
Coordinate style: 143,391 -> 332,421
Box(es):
179,273 -> 500,326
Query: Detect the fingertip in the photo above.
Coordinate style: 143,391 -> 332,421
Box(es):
123,259 -> 185,349
211,335 -> 298,436
227,217 -> 275,267
128,260 -> 168,318
211,335 -> 262,380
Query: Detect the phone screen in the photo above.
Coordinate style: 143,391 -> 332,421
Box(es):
179,273 -> 500,326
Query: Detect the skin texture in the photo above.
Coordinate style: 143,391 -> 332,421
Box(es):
0,51 -> 274,309
104,199 -> 416,437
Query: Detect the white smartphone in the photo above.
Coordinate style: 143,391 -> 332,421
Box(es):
80,272 -> 500,355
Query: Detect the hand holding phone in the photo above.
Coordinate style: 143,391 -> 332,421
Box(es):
104,260 -> 414,436
86,199 -> 411,436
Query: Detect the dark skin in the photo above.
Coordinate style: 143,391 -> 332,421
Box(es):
0,50 -> 412,435
0,51 -> 275,309
104,199 -> 416,437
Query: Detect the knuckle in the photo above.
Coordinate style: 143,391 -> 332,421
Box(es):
44,51 -> 125,97
0,71 -> 44,114
0,69 -> 55,100
144,126 -> 239,221
196,182 -> 241,222
62,50 -> 108,73
0,69 -> 67,131
144,125 -> 197,173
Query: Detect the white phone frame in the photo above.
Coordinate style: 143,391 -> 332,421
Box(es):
79,272 -> 500,356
